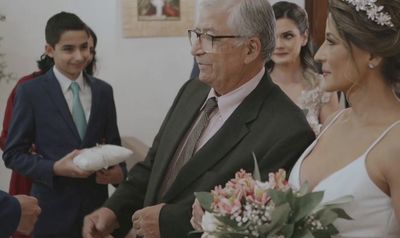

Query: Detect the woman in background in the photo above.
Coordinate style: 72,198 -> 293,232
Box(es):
268,1 -> 340,135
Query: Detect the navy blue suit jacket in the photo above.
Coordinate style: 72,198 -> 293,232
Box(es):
0,190 -> 20,238
3,69 -> 122,237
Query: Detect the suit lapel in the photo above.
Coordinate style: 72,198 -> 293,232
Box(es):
146,81 -> 210,204
163,74 -> 275,201
41,70 -> 81,141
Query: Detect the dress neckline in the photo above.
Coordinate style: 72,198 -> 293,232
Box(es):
298,109 -> 400,191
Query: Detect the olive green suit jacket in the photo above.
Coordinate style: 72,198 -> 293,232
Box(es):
106,73 -> 315,237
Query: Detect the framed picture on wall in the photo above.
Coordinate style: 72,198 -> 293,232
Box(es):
122,0 -> 195,37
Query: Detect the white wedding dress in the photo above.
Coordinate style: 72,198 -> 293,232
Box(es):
289,110 -> 400,238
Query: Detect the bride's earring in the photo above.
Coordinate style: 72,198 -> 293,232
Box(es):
368,63 -> 375,69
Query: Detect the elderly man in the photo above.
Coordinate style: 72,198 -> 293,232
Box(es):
82,0 -> 315,237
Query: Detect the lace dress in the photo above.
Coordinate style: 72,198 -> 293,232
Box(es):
298,74 -> 332,135
289,110 -> 400,237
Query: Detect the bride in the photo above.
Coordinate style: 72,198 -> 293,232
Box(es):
289,0 -> 400,237
191,0 -> 400,236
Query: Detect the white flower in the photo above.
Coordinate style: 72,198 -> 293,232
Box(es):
255,180 -> 272,190
201,233 -> 218,238
201,211 -> 222,233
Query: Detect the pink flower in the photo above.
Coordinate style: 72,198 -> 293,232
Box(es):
246,181 -> 272,205
268,169 -> 289,190
211,185 -> 242,215
212,196 -> 242,215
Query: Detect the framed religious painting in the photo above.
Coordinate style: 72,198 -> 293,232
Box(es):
122,0 -> 195,37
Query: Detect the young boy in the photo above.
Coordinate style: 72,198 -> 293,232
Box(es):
3,12 -> 125,237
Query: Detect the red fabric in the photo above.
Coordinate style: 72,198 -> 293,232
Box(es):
0,71 -> 43,238
163,3 -> 179,17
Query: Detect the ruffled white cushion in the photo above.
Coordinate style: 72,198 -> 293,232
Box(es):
73,144 -> 133,171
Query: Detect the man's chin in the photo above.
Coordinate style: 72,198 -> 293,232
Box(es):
198,75 -> 211,84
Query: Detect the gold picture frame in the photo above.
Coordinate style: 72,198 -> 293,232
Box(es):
122,0 -> 195,38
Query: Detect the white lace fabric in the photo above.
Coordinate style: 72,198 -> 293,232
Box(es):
298,74 -> 333,135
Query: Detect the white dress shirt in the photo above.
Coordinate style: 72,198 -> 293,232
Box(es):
53,66 -> 92,122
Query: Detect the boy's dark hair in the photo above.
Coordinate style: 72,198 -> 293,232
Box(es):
45,11 -> 88,47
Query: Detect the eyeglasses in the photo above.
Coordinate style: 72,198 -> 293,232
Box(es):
188,29 -> 243,52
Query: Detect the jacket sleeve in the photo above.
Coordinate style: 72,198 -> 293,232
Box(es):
0,73 -> 39,151
2,84 -> 55,187
0,84 -> 17,151
0,190 -> 21,237
104,80 -> 193,237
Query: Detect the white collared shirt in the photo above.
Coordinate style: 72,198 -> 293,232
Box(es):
53,66 -> 92,122
195,67 -> 265,151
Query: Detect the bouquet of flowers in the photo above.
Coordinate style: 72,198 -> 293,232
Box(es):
194,158 -> 352,238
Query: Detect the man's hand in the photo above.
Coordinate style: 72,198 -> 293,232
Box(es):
96,165 -> 124,185
132,203 -> 165,238
15,195 -> 41,235
53,150 -> 94,178
82,207 -> 119,238
191,199 -> 204,231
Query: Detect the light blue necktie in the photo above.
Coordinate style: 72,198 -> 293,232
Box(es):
70,82 -> 87,140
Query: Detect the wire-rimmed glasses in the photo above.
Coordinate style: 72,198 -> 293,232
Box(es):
188,29 -> 243,52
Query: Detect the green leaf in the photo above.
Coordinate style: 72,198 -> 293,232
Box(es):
331,208 -> 352,220
259,203 -> 290,235
280,223 -> 294,237
293,191 -> 324,222
215,215 -> 244,230
194,191 -> 213,212
292,227 -> 314,238
300,231 -> 315,238
212,231 -> 255,238
252,152 -> 261,181
267,189 -> 290,206
187,230 -> 203,237
298,181 -> 310,196
316,209 -> 338,226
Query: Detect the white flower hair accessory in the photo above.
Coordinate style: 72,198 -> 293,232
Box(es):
342,0 -> 394,28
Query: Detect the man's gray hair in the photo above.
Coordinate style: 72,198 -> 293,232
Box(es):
197,0 -> 276,60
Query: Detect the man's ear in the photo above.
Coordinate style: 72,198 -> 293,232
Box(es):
45,44 -> 55,58
244,37 -> 261,64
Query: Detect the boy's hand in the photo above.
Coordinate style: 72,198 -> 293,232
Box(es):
96,165 -> 124,185
53,150 -> 94,178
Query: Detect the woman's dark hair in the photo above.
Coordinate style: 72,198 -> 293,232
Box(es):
85,26 -> 97,76
266,1 -> 318,74
36,54 -> 54,72
329,0 -> 400,88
